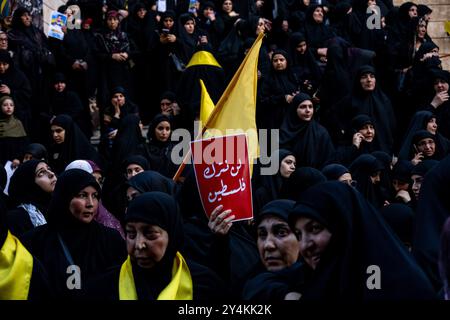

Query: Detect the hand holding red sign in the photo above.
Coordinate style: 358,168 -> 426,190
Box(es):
190,134 -> 253,222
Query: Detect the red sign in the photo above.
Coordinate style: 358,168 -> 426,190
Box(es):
190,134 -> 253,222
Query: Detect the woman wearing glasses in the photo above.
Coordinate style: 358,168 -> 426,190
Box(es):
6,160 -> 56,237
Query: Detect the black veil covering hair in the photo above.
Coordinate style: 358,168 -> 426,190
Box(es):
21,169 -> 127,299
283,167 -> 327,201
288,181 -> 436,300
413,155 -> 450,291
126,170 -> 178,196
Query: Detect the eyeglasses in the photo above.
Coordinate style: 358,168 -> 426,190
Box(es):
35,167 -> 54,178
0,38 -> 8,42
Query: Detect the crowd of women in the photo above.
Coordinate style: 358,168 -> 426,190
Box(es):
1,0 -> 450,301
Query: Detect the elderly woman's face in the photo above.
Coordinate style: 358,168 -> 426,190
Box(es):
294,216 -> 332,270
126,222 -> 169,269
272,54 -> 287,71
257,216 -> 300,271
69,186 -> 99,223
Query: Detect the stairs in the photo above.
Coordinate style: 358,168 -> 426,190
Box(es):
394,0 -> 450,70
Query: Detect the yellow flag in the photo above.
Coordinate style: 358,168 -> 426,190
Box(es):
199,79 -> 215,126
203,33 -> 264,175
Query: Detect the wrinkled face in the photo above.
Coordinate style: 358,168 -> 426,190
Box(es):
358,124 -> 375,142
136,7 -> 147,19
1,98 -> 14,116
360,73 -> 376,91
111,93 -> 125,106
392,179 -> 409,192
408,5 -> 418,18
272,54 -> 287,71
69,186 -> 99,224
416,138 -> 435,157
126,164 -> 144,180
296,41 -> 307,54
312,7 -> 324,23
434,79 -> 449,93
34,162 -> 57,193
370,171 -> 381,184
51,125 -> 65,144
417,21 -> 427,38
107,16 -> 119,30
296,100 -> 314,121
126,222 -> 169,269
184,20 -> 195,34
0,61 -> 9,74
257,216 -> 300,271
427,117 -> 437,134
154,120 -> 171,142
411,174 -> 423,200
126,186 -> 140,203
256,18 -> 265,35
54,81 -> 66,93
20,12 -> 32,27
279,155 -> 296,178
222,0 -> 233,13
163,17 -> 174,29
295,216 -> 332,270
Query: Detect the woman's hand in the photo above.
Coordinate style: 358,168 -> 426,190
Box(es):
208,205 -> 235,236
352,132 -> 364,149
411,152 -> 423,166
430,91 -> 449,108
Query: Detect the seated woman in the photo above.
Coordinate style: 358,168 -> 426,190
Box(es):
85,191 -> 228,300
0,95 -> 28,166
21,169 -> 127,300
280,93 -> 335,169
286,181 -> 436,300
48,114 -> 102,174
242,200 -> 304,300
7,160 -> 56,237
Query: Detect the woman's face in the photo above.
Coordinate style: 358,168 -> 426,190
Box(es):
338,172 -> 355,187
126,222 -> 169,269
126,164 -> 145,180
296,100 -> 314,121
434,79 -> 449,93
256,18 -> 265,35
107,16 -> 119,30
392,179 -> 409,192
20,12 -> 32,27
69,186 -> 99,224
296,41 -> 307,54
312,7 -> 324,23
222,0 -> 233,13
34,162 -> 57,193
427,117 -> 437,134
163,17 -> 174,29
279,155 -> 296,178
111,93 -> 125,107
272,54 -> 287,71
54,81 -> 66,93
136,7 -> 147,19
184,20 -> 195,34
370,171 -> 381,184
411,174 -> 423,200
360,73 -> 376,91
408,5 -> 418,18
367,0 -> 376,7
92,172 -> 103,187
1,98 -> 14,116
416,138 -> 435,157
417,21 -> 427,38
126,186 -> 140,203
295,216 -> 332,270
358,124 -> 375,142
51,125 -> 65,144
257,216 -> 300,271
154,121 -> 171,142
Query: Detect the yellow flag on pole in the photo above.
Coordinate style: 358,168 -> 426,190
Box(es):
199,79 -> 215,126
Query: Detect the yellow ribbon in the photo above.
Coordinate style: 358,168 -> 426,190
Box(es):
186,51 -> 222,69
0,231 -> 33,300
119,251 -> 193,300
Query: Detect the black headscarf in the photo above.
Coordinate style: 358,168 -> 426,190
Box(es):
8,160 -> 52,211
381,203 -> 414,247
321,163 -> 349,181
413,154 -> 450,290
50,114 -> 101,173
283,167 -> 327,201
23,143 -> 48,161
349,154 -> 386,209
288,181 -> 436,300
122,155 -> 150,172
410,159 -> 439,177
280,93 -> 335,169
256,199 -> 295,225
304,4 -> 335,51
124,191 -> 184,299
126,170 -> 178,196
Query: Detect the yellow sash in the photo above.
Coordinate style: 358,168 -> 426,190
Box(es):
119,251 -> 193,300
186,51 -> 222,69
0,231 -> 33,300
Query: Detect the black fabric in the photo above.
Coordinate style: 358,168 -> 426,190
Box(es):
255,199 -> 295,226
321,163 -> 349,181
381,203 -> 414,247
283,167 -> 327,201
410,159 -> 439,177
122,154 -> 150,171
21,169 -> 127,300
49,114 -> 102,174
391,160 -> 413,184
349,154 -> 386,210
413,155 -> 450,291
126,170 -> 178,196
288,181 -> 436,300
280,93 -> 335,169
303,5 -> 335,52
23,143 -> 48,161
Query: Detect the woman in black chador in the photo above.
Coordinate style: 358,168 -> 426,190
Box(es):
21,169 -> 127,300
